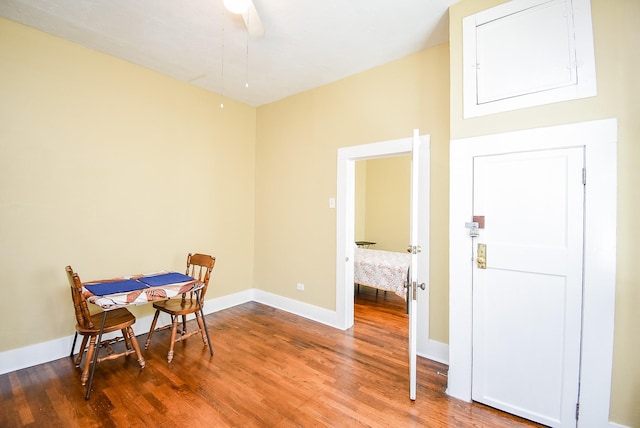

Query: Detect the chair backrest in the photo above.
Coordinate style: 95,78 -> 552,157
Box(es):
66,266 -> 94,330
185,253 -> 215,300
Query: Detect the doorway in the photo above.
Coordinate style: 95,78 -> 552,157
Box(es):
448,119 -> 617,426
335,133 -> 430,357
355,156 -> 410,254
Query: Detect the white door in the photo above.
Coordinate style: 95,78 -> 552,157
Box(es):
409,129 -> 429,400
471,147 -> 584,427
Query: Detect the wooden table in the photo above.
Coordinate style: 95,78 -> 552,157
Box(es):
79,271 -> 212,399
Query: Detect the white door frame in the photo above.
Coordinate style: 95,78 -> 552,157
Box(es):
448,118 -> 618,427
336,133 -> 430,348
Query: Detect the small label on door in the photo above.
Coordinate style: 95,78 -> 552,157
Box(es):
473,215 -> 485,229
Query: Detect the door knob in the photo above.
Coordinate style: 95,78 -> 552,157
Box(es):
411,282 -> 427,300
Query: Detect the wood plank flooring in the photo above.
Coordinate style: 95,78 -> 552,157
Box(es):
0,287 -> 543,427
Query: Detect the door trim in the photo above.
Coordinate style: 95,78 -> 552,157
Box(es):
335,133 -> 430,354
448,118 -> 617,426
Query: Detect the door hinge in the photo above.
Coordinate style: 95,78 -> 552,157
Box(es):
407,245 -> 422,254
582,167 -> 586,185
576,402 -> 580,420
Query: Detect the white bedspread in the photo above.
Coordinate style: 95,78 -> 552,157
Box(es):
354,248 -> 410,298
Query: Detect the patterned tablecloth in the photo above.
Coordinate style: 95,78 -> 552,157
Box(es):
82,271 -> 202,309
354,248 -> 410,298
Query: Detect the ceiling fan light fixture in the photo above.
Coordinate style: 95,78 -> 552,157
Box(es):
224,0 -> 250,14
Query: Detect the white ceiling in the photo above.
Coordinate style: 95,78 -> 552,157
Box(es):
0,0 -> 456,107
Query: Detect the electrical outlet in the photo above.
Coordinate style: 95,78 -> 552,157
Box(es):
296,283 -> 304,291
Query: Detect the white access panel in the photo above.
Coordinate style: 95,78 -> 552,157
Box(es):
463,0 -> 597,117
477,1 -> 576,103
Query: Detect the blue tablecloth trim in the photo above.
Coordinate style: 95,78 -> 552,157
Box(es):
137,272 -> 194,286
85,279 -> 148,296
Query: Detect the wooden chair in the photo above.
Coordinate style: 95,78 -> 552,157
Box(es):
145,253 -> 216,362
66,266 -> 145,387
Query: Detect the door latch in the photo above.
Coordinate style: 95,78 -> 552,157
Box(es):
477,243 -> 487,269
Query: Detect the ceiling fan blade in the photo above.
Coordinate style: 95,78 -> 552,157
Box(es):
241,0 -> 264,38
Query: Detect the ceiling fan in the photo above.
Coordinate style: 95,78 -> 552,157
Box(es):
224,0 -> 265,38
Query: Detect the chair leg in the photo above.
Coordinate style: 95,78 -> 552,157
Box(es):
121,328 -> 132,351
145,310 -> 161,350
196,293 -> 214,357
181,315 -> 188,336
81,336 -> 97,386
70,332 -> 78,358
74,335 -> 89,367
167,315 -> 179,363
195,313 -> 208,346
126,326 -> 146,369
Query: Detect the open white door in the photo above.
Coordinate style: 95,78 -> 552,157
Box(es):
409,129 -> 429,400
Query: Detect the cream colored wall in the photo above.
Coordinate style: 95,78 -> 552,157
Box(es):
254,44 -> 450,341
363,156 -> 410,253
354,161 -> 367,242
449,0 -> 640,425
0,18 -> 256,352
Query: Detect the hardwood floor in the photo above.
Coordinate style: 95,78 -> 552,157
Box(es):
0,287 -> 544,427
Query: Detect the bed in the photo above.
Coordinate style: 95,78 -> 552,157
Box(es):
354,247 -> 411,299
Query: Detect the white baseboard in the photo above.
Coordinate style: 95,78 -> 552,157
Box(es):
251,289 -> 344,329
0,289 -> 447,375
0,335 -> 76,375
608,422 -> 630,428
418,339 -> 449,365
